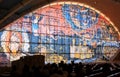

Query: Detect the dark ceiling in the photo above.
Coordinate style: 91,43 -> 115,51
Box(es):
0,0 -> 120,32
0,0 -> 55,29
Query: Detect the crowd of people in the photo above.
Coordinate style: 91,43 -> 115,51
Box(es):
10,61 -> 120,77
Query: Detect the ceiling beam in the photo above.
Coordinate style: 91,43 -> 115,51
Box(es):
0,0 -> 33,24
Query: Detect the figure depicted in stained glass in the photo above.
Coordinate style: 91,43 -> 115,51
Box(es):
1,25 -> 29,61
24,13 -> 43,52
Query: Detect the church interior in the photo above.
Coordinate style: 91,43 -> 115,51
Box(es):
0,0 -> 120,77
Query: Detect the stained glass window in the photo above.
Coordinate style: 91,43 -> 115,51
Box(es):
0,2 -> 120,66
